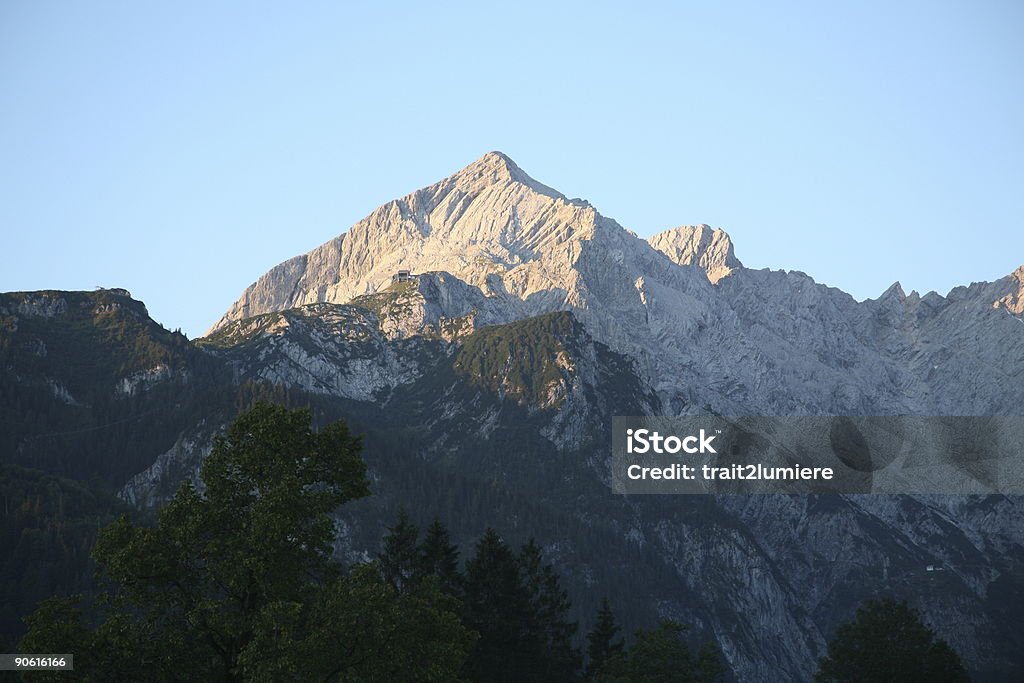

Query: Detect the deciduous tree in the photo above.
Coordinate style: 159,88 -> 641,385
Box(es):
21,404 -> 471,682
815,599 -> 970,683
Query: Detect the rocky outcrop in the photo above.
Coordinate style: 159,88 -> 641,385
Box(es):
993,265 -> 1024,316
120,426 -> 218,508
647,224 -> 741,283
201,304 -> 437,402
15,293 -> 68,318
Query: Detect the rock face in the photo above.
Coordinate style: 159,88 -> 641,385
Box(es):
202,303 -> 437,402
213,151 -> 1024,418
209,152 -> 603,331
994,265 -> 1024,315
647,224 -> 741,283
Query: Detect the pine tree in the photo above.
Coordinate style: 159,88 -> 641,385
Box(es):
462,529 -> 534,682
418,517 -> 461,596
519,538 -> 581,680
586,598 -> 623,679
378,508 -> 420,593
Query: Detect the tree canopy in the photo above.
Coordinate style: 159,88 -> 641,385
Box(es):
20,403 -> 472,682
586,598 -> 624,678
594,619 -> 724,683
20,402 -> 731,682
815,598 -> 970,683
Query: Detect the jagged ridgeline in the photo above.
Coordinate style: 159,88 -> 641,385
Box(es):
3,151 -> 1024,680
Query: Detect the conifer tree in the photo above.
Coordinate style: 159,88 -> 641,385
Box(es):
462,530 -> 582,682
462,529 -> 534,682
378,508 -> 421,593
586,598 -> 624,679
595,619 -> 725,683
418,517 -> 461,596
519,538 -> 581,680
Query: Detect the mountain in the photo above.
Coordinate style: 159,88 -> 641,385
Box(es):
0,288 -> 235,485
209,152 -> 612,331
4,153 -> 1023,680
215,151 -> 1024,417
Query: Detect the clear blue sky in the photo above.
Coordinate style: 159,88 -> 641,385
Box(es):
2,1 -> 1022,337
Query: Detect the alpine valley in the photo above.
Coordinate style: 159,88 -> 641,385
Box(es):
3,153 -> 1023,681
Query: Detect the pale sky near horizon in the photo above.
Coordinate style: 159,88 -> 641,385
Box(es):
2,1 -> 1022,337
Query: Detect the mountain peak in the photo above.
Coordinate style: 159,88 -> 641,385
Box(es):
207,151 -> 596,332
456,150 -> 524,182
449,151 -> 565,201
879,281 -> 906,301
478,150 -> 518,171
647,224 -> 742,283
993,264 -> 1024,315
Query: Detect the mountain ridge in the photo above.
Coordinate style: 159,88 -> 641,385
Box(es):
208,152 -> 1023,419
208,151 -> 609,333
5,277 -> 1023,679
4,153 -> 1023,680
211,151 -> 1023,338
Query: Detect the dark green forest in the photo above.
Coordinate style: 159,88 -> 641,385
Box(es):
8,405 -> 971,682
14,404 -> 728,682
0,465 -> 128,649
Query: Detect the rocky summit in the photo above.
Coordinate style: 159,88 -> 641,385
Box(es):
215,151 -> 1024,417
4,153 -> 1023,681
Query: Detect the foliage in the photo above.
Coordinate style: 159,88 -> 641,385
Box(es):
815,599 -> 970,683
238,566 -> 472,682
518,539 -> 582,680
461,528 -> 581,682
595,620 -> 725,683
453,312 -> 579,408
418,518 -> 461,598
0,289 -> 236,485
586,598 -> 624,679
0,465 -> 128,645
19,404 -> 471,682
378,508 -> 422,593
